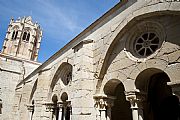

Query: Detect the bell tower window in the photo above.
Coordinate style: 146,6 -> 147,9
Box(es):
11,31 -> 15,39
11,30 -> 18,40
22,32 -> 27,40
22,32 -> 30,42
1,17 -> 42,61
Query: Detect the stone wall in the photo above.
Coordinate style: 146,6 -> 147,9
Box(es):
12,0 -> 180,120
0,54 -> 40,120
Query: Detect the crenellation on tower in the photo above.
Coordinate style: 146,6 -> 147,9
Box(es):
1,16 -> 42,61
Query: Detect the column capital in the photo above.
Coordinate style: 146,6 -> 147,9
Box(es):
61,101 -> 71,108
93,94 -> 116,110
125,90 -> 146,109
43,102 -> 55,112
57,101 -> 63,108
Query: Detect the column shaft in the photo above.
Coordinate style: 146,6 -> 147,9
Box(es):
29,112 -> 32,120
100,110 -> 106,120
132,108 -> 139,120
58,107 -> 63,120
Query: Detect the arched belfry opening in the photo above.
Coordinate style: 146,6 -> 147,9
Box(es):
104,79 -> 132,120
135,68 -> 179,120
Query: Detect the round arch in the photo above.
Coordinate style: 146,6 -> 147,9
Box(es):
103,79 -> 121,96
95,10 -> 180,93
52,94 -> 58,103
61,92 -> 68,102
135,68 -> 169,92
135,68 -> 179,120
103,79 -> 132,120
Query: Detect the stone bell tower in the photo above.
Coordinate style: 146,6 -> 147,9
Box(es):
1,16 -> 42,61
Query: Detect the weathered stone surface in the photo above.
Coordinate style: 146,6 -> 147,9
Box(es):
1,1 -> 180,120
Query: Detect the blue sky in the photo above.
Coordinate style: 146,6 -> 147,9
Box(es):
0,0 -> 119,62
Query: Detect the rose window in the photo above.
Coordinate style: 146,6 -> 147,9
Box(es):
134,32 -> 160,57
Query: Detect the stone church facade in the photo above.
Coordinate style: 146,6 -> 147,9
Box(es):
0,0 -> 180,120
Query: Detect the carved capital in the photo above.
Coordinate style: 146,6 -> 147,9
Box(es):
125,90 -> 146,109
57,101 -> 63,108
94,94 -> 115,110
43,102 -> 55,112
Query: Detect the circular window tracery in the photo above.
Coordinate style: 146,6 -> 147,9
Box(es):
125,21 -> 165,61
134,32 -> 160,57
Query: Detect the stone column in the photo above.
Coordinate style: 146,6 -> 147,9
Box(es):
125,91 -> 145,120
94,95 -> 115,120
57,102 -> 63,120
27,104 -> 34,120
61,101 -> 71,120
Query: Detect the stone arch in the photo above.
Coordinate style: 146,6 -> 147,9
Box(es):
12,25 -> 19,30
104,79 -> 121,96
132,58 -> 168,78
29,79 -> 38,103
48,62 -> 73,100
135,68 -> 168,92
135,68 -> 179,120
103,79 -> 132,120
61,92 -> 68,102
95,9 -> 180,93
52,94 -> 58,103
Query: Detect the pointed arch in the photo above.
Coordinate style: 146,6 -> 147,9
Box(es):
48,62 -> 73,100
